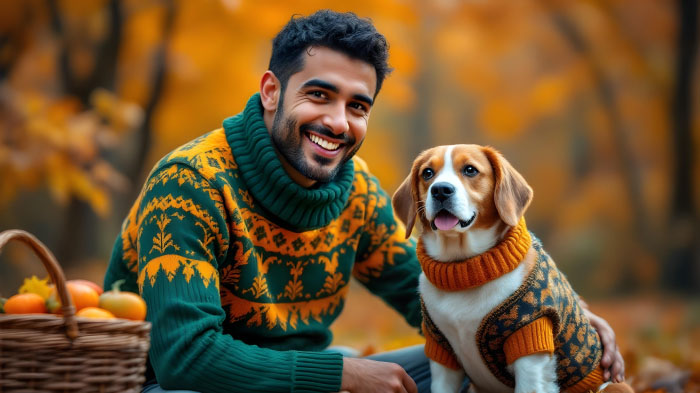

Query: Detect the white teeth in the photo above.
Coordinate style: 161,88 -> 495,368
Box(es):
309,134 -> 340,151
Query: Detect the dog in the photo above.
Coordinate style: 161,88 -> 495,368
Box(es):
392,145 -> 633,393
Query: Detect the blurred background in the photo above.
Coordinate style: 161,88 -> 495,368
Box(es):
0,0 -> 698,390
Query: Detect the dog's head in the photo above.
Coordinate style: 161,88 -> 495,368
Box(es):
392,145 -> 533,244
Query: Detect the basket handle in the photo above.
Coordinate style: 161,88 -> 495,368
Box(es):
0,229 -> 79,339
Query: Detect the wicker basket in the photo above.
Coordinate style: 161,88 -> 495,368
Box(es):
0,229 -> 151,393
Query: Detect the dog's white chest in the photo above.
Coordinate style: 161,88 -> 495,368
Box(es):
419,263 -> 528,392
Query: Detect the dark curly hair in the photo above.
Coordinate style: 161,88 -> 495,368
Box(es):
269,10 -> 392,98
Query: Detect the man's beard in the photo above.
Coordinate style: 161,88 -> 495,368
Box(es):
270,105 -> 362,184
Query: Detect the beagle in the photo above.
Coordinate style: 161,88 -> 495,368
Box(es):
392,145 -> 632,393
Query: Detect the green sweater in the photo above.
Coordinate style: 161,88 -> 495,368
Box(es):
104,93 -> 422,393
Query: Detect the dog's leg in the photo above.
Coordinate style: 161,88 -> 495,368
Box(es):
509,353 -> 558,393
598,382 -> 635,393
430,360 -> 465,393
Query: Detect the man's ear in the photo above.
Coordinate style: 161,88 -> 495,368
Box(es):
260,70 -> 281,112
392,174 -> 417,239
483,146 -> 533,227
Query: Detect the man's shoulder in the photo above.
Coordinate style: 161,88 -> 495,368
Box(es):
150,128 -> 238,183
350,155 -> 387,196
351,155 -> 370,174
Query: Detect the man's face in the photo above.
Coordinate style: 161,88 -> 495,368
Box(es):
270,46 -> 377,184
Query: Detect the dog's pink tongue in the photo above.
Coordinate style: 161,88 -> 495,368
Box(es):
434,212 -> 459,230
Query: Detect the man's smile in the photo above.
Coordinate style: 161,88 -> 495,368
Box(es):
307,132 -> 342,151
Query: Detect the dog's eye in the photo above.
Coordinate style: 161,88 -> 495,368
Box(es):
421,168 -> 434,181
463,165 -> 479,177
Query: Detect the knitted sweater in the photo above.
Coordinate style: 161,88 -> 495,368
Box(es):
420,219 -> 604,393
103,93 -> 422,393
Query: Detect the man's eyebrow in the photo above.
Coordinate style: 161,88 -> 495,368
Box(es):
352,94 -> 373,107
301,79 -> 339,93
301,79 -> 374,107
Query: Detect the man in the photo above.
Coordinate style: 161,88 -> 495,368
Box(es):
104,9 -> 624,393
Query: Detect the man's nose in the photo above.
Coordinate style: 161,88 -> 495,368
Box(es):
431,182 -> 455,202
321,102 -> 350,135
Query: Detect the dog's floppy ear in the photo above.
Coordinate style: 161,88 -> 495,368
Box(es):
483,146 -> 533,227
392,173 -> 417,239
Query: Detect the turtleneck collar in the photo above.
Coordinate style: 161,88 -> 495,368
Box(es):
417,218 -> 531,291
223,93 -> 355,232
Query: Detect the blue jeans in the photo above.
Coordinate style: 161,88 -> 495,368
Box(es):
142,344 -> 469,392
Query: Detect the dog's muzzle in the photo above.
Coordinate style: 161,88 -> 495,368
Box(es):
431,182 -> 455,203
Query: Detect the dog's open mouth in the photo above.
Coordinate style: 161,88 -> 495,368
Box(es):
431,210 -> 477,231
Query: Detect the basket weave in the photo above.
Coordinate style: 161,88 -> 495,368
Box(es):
0,229 -> 151,393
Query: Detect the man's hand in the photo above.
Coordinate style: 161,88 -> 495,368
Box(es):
582,305 -> 625,383
340,357 -> 418,393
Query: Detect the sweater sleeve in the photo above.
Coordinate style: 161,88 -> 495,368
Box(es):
503,316 -> 555,365
351,161 -> 422,329
135,163 -> 343,393
421,298 -> 461,370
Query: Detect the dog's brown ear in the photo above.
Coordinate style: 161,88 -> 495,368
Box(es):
392,174 -> 417,239
483,147 -> 533,227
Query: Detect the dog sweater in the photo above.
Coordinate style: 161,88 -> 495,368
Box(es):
419,219 -> 605,393
103,93 -> 423,393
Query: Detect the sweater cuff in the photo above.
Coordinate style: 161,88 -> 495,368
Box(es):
424,337 -> 461,370
292,351 -> 343,393
504,316 -> 555,365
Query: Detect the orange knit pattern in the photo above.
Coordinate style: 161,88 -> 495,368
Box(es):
503,316 -> 555,365
567,367 -> 605,393
422,323 -> 462,370
417,218 -> 531,291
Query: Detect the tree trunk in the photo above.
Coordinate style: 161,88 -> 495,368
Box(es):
127,0 -> 176,191
410,3 -> 438,160
549,11 -> 656,251
48,0 -> 123,266
665,0 -> 698,293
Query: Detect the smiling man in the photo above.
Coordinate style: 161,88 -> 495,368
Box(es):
103,9 -> 625,393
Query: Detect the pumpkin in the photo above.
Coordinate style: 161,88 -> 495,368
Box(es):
99,279 -> 147,321
4,293 -> 48,314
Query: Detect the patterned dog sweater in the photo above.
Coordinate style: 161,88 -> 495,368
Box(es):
419,219 -> 605,393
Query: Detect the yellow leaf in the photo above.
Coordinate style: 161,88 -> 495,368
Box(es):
18,276 -> 52,300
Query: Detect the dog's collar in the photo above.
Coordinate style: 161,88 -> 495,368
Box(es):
417,218 -> 531,291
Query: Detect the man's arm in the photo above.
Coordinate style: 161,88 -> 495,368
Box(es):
579,299 -> 625,382
351,161 -> 422,328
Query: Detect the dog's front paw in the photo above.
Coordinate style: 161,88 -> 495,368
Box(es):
429,360 -> 465,393
512,353 -> 558,393
514,380 -> 558,393
514,376 -> 558,393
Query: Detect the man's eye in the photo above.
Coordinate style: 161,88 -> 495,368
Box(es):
422,168 -> 434,181
349,102 -> 368,112
463,165 -> 479,177
310,91 -> 326,99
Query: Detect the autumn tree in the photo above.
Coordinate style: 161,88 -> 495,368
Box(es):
0,0 -> 177,266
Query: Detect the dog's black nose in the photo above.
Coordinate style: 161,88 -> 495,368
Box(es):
431,182 -> 455,202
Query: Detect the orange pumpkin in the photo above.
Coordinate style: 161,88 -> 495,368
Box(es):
76,306 -> 115,319
68,279 -> 104,295
99,280 -> 147,321
48,282 -> 100,312
4,293 -> 47,314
